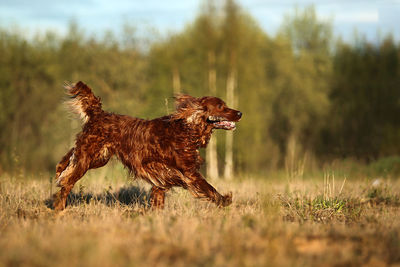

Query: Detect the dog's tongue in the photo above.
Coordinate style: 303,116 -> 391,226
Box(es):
215,121 -> 236,130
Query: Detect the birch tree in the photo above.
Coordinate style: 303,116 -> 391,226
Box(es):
222,0 -> 241,179
196,2 -> 220,179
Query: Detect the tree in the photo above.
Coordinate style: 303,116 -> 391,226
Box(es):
324,35 -> 400,159
272,6 -> 333,175
146,0 -> 274,176
222,0 -> 241,179
196,1 -> 220,179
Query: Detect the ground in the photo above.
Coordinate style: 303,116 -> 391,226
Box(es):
1,164 -> 400,267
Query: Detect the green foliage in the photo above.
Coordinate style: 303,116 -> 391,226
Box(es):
322,36 -> 400,159
368,156 -> 400,178
0,1 -> 400,176
0,24 -> 148,173
270,6 -> 332,168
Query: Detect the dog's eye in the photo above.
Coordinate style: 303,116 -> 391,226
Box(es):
217,104 -> 223,110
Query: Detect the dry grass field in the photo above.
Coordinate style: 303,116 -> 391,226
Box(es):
1,164 -> 400,267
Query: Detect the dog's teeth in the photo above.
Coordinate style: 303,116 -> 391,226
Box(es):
208,116 -> 226,121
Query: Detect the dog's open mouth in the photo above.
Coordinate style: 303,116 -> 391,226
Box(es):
207,116 -> 236,130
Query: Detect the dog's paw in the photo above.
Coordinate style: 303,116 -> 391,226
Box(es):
50,190 -> 68,211
220,192 -> 232,207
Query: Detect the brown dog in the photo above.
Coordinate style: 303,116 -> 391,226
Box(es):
53,81 -> 242,210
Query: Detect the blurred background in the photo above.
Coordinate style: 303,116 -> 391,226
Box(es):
1,0 -> 400,178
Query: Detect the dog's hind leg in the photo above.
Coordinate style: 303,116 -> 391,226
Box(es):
55,148 -> 74,180
53,152 -> 89,211
53,145 -> 112,211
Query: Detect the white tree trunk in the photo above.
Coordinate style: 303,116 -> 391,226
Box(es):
224,67 -> 236,180
285,132 -> 307,179
206,51 -> 219,179
207,136 -> 219,179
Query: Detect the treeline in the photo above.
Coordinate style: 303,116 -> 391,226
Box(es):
1,1 -> 399,176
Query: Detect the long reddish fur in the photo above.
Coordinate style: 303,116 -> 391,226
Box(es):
53,81 -> 241,210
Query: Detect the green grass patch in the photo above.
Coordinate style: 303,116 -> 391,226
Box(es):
279,194 -> 363,223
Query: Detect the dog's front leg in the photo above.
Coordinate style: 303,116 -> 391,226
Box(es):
184,172 -> 232,207
150,186 -> 168,209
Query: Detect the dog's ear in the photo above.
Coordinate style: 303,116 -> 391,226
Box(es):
173,94 -> 205,123
174,94 -> 199,110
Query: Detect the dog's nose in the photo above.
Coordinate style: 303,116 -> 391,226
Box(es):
237,111 -> 242,118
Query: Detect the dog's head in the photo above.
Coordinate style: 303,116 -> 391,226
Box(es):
174,95 -> 242,130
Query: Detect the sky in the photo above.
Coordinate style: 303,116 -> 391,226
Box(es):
0,0 -> 399,43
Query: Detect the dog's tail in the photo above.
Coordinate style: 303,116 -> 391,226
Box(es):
64,81 -> 102,123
